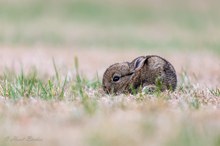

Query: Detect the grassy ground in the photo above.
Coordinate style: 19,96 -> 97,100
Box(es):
0,49 -> 219,146
0,0 -> 220,54
0,0 -> 220,146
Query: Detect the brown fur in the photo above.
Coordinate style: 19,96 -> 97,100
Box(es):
102,55 -> 177,94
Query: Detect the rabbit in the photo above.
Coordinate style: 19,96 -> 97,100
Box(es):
102,55 -> 177,94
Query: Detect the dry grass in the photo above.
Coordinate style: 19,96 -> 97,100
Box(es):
0,48 -> 219,146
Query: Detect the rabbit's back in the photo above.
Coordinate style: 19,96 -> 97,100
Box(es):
141,55 -> 177,90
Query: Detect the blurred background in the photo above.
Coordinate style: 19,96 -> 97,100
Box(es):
0,0 -> 220,53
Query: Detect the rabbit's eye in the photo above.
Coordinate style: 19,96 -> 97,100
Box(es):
112,76 -> 120,82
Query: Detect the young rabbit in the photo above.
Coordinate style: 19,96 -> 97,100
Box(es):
102,55 -> 177,94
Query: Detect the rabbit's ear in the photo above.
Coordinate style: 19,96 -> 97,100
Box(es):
134,56 -> 146,71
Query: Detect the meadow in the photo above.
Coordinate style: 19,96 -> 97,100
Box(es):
0,0 -> 220,146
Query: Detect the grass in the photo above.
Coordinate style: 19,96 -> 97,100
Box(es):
166,121 -> 215,146
0,0 -> 220,54
0,58 -> 101,115
0,69 -> 67,100
0,59 -> 217,110
210,88 -> 220,97
0,57 -> 212,104
0,59 -> 219,146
